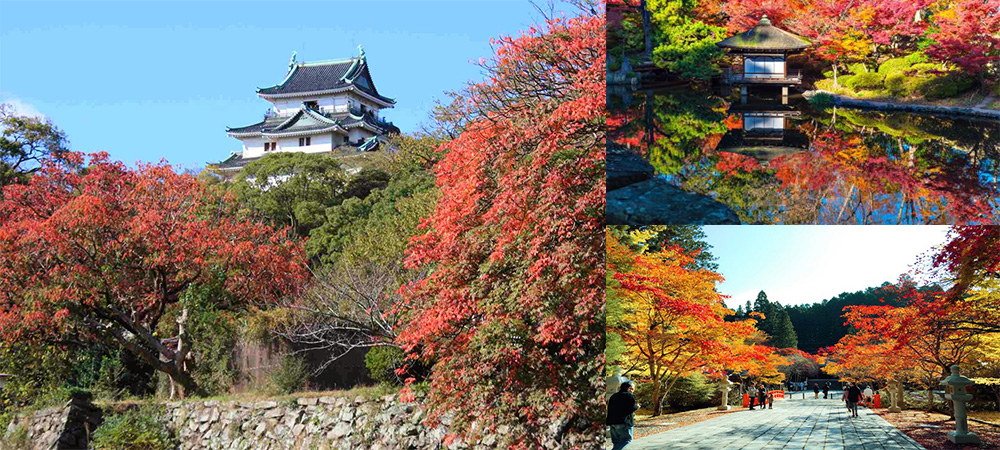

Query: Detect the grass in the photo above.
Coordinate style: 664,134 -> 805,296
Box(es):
93,382 -> 421,409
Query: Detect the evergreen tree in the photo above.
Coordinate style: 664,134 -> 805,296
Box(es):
769,308 -> 799,349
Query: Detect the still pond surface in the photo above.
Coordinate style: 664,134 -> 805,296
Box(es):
608,87 -> 1000,224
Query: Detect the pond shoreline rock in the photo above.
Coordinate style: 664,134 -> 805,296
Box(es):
804,90 -> 1000,121
607,145 -> 654,190
608,178 -> 741,225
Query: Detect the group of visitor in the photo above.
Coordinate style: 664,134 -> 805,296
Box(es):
841,382 -> 876,417
811,381 -> 833,399
747,384 -> 774,410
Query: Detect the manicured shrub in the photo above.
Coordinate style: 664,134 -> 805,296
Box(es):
848,63 -> 869,74
918,72 -> 976,100
266,354 -> 309,395
908,63 -> 941,74
90,406 -> 178,450
364,346 -> 405,385
664,374 -> 717,411
884,73 -> 908,96
808,92 -> 835,107
847,72 -> 885,90
834,75 -> 855,89
878,57 -> 912,75
904,51 -> 929,65
822,70 -> 834,78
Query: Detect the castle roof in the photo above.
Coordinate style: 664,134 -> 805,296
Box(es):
226,106 -> 388,139
717,15 -> 810,52
257,55 -> 395,107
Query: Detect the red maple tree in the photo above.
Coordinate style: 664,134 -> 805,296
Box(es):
0,153 -> 309,396
395,9 -> 605,448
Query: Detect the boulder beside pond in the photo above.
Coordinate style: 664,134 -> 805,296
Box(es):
608,178 -> 741,225
607,146 -> 654,190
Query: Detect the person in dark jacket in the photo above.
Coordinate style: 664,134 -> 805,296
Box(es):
846,383 -> 863,417
757,386 -> 767,412
823,382 -> 830,399
813,383 -> 820,399
607,381 -> 639,450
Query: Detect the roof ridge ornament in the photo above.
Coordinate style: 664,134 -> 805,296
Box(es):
358,45 -> 365,60
289,51 -> 297,71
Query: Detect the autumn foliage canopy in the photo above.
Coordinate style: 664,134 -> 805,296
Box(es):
393,9 -> 605,448
0,153 -> 309,395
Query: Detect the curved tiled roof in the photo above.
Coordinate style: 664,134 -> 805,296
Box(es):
717,15 -> 810,51
257,57 -> 395,105
227,106 -> 393,138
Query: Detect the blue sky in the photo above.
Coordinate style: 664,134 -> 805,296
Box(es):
702,226 -> 951,309
0,0 -> 576,171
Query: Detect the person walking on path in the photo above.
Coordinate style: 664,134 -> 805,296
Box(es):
842,388 -> 849,410
863,385 -> 874,405
748,384 -> 757,410
823,382 -> 830,399
757,386 -> 767,411
846,383 -> 863,417
813,383 -> 820,399
767,391 -> 774,409
607,381 -> 639,450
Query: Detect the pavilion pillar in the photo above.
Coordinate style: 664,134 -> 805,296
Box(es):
719,378 -> 733,410
941,365 -> 981,444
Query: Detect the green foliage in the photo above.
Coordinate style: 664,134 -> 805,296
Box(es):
848,63 -> 869,74
0,343 -> 76,413
648,0 -> 727,80
917,72 -> 976,100
0,104 -> 73,187
306,167 -> 435,266
267,355 -> 309,395
175,280 -> 239,396
847,72 -> 885,90
909,63 -> 940,73
0,423 -> 29,450
884,73 -> 908,96
808,92 -> 835,108
837,75 -> 855,88
878,57 -> 912,75
90,406 -> 178,450
664,373 -> 717,411
904,51 -> 929,65
364,346 -> 405,385
231,152 -> 350,236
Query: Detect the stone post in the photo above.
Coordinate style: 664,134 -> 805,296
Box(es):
718,377 -> 733,410
605,368 -> 629,401
887,379 -> 902,412
940,365 -> 981,444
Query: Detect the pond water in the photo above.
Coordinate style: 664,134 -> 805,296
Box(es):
608,86 -> 1000,224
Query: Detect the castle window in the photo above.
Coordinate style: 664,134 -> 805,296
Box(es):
264,142 -> 272,151
299,137 -> 311,146
304,101 -> 318,110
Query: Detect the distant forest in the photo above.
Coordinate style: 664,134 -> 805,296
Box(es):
734,285 -> 915,354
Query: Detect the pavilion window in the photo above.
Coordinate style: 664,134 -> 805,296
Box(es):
299,137 -> 311,146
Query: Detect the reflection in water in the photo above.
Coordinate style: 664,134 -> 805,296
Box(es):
608,87 -> 1000,224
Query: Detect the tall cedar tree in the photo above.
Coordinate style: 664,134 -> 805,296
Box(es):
0,153 -> 309,396
396,10 -> 605,448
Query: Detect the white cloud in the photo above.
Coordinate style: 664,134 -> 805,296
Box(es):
1,98 -> 44,119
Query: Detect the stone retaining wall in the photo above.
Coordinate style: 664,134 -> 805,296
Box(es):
3,393 -> 599,449
159,393 -> 452,450
1,395 -> 102,450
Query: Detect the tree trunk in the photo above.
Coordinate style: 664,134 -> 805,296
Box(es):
652,378 -> 662,416
927,387 -> 934,411
833,64 -> 839,88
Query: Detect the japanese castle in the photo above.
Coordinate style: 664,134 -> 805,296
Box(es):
216,46 -> 398,171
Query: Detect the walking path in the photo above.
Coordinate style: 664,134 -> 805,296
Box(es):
611,393 -> 926,450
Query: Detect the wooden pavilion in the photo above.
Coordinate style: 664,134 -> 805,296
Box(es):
717,15 -> 811,100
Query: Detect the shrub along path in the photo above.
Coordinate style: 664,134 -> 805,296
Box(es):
610,394 -> 926,450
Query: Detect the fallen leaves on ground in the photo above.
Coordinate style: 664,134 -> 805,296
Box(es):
876,409 -> 1000,450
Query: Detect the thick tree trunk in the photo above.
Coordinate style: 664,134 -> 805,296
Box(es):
652,378 -> 662,416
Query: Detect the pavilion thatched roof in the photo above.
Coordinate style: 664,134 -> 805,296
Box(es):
717,15 -> 810,52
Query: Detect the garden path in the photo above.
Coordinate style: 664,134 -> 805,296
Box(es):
609,393 -> 926,450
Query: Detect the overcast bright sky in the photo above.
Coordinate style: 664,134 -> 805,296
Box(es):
0,0 -> 578,171
702,226 -> 951,309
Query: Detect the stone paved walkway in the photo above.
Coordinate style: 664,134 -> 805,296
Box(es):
611,394 -> 926,450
